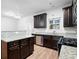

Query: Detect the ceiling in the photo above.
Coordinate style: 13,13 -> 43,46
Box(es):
1,0 -> 72,18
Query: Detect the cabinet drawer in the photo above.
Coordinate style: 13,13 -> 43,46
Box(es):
20,39 -> 29,46
52,36 -> 61,41
43,36 -> 52,39
8,48 -> 20,59
8,40 -> 19,48
9,46 -> 20,50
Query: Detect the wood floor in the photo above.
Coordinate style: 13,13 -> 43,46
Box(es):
27,45 -> 58,59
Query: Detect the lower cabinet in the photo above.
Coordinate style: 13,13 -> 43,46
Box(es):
20,39 -> 30,59
35,35 -> 61,50
20,38 -> 34,59
29,38 -> 34,54
43,36 -> 61,50
1,37 -> 34,59
8,47 -> 20,59
43,36 -> 52,48
8,40 -> 20,59
20,45 -> 29,59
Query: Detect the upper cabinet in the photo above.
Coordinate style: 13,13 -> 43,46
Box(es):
63,6 -> 73,27
72,0 -> 77,26
34,13 -> 47,28
63,0 -> 77,27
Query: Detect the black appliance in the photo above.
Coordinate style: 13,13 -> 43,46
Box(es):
63,38 -> 77,47
57,37 -> 64,55
58,37 -> 77,55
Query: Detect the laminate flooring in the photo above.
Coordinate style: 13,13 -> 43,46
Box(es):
27,45 -> 58,59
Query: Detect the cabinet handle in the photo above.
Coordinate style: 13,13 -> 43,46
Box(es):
21,46 -> 23,48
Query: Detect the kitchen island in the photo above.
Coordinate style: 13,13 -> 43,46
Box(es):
1,31 -> 35,59
1,31 -> 34,42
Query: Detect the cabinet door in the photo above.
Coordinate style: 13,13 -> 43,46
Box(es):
39,14 -> 46,28
8,46 -> 20,59
43,36 -> 52,48
29,38 -> 34,54
51,39 -> 58,50
64,8 -> 69,27
34,37 -> 36,44
43,36 -> 59,50
20,39 -> 29,59
69,7 -> 73,26
8,41 -> 20,59
34,13 -> 47,28
63,6 -> 73,27
20,45 -> 29,59
42,14 -> 46,28
34,16 -> 39,28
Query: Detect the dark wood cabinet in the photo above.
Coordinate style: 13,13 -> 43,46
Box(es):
34,13 -> 47,28
29,38 -> 34,54
8,47 -> 20,59
43,36 -> 51,48
20,45 -> 29,59
63,6 -> 73,27
20,38 -> 34,59
34,37 -> 36,44
20,39 -> 29,59
1,37 -> 34,59
33,34 -> 61,50
43,36 -> 59,50
8,40 -> 20,59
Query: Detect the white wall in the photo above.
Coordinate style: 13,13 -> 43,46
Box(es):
17,16 -> 34,35
1,16 -> 18,31
18,16 -> 33,30
1,8 -> 64,32
1,7 -> 76,33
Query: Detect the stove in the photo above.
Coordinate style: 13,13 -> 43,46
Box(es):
63,38 -> 77,47
58,37 -> 77,55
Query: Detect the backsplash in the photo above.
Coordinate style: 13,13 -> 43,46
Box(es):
64,27 -> 77,33
1,31 -> 32,39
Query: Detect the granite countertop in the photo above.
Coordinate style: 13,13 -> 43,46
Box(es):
32,32 -> 77,39
1,31 -> 77,42
59,45 -> 77,59
1,35 -> 34,42
62,33 -> 77,39
1,31 -> 35,42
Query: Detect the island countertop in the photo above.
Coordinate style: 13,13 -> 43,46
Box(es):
59,45 -> 77,59
1,31 -> 34,42
1,35 -> 34,42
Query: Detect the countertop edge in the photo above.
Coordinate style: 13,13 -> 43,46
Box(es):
1,35 -> 35,42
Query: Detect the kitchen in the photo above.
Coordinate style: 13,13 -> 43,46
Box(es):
1,0 -> 77,59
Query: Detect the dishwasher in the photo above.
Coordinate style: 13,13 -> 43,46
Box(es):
36,36 -> 43,46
